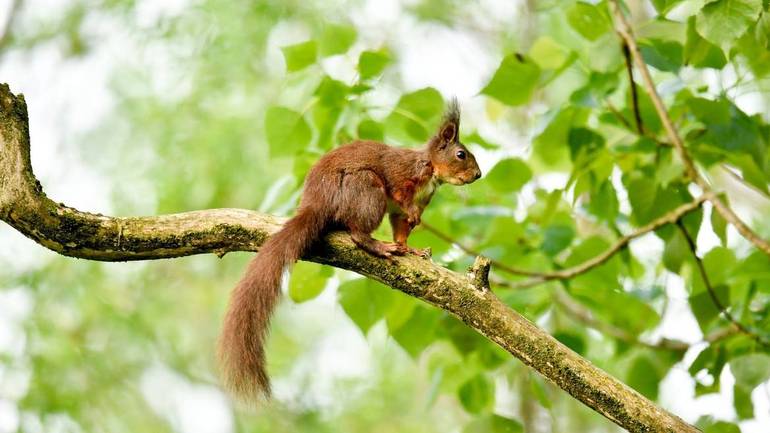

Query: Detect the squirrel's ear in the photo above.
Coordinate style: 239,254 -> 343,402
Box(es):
439,121 -> 457,144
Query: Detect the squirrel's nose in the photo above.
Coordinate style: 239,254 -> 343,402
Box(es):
474,169 -> 482,180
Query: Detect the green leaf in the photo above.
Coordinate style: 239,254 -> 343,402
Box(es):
639,39 -> 684,72
486,158 -> 532,193
626,176 -> 657,225
319,23 -> 357,56
464,131 -> 499,149
567,127 -> 605,162
566,237 -> 661,333
689,97 -> 765,168
390,306 -> 440,357
711,208 -> 728,246
458,374 -> 495,414
553,331 -> 585,355
264,107 -> 312,157
463,415 -> 523,433
735,251 -> 770,282
689,284 -> 729,329
690,345 -> 727,395
701,247 -> 736,287
727,154 -> 770,196
651,0 -> 685,13
442,316 -> 487,355
357,119 -> 384,141
734,383 -> 754,419
481,53 -> 540,106
529,375 -> 552,409
656,147 -> 685,187
757,12 -> 770,49
588,180 -> 619,222
532,107 -> 585,168
731,353 -> 770,389
685,17 -> 727,69
663,229 -> 688,273
698,419 -> 741,433
386,87 -> 444,142
540,224 -> 575,256
627,355 -> 661,400
358,49 -> 391,79
288,261 -> 331,303
696,0 -> 763,47
567,2 -> 611,41
384,293 -> 418,332
315,76 -> 349,107
529,36 -> 568,69
281,40 -> 318,72
339,278 -> 396,334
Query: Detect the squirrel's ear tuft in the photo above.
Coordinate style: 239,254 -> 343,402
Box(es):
437,97 -> 460,145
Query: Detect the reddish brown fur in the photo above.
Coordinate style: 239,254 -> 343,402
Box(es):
218,100 -> 481,400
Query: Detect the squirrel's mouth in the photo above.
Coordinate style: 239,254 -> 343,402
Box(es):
445,176 -> 475,186
459,170 -> 482,185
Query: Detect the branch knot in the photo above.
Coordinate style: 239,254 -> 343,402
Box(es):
468,256 -> 490,292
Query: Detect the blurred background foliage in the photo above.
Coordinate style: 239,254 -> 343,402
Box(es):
1,0 -> 770,432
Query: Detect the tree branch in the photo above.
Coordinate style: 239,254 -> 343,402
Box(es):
621,41 -> 644,135
0,83 -> 700,432
609,0 -> 770,258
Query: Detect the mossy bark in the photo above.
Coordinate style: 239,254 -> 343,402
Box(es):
0,84 -> 699,433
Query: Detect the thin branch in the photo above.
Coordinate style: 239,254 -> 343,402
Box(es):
424,195 -> 708,288
676,220 -> 769,347
0,83 -> 698,432
553,288 -> 737,352
621,41 -> 644,135
554,288 -> 688,352
609,0 -> 770,258
421,221 -> 545,277
604,99 -> 634,131
485,259 -> 738,351
604,98 -> 672,147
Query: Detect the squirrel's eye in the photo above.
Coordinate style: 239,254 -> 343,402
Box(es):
456,150 -> 466,160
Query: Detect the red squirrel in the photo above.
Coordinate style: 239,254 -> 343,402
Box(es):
218,100 -> 481,399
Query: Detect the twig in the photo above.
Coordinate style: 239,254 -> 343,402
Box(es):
554,288 -> 689,351
621,41 -> 644,135
421,222 -> 544,277
675,220 -> 769,347
609,0 -> 770,258
424,196 -> 708,288
552,288 -> 737,351
604,98 -> 673,148
604,99 -> 634,131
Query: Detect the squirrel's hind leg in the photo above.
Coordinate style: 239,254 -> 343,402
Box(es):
337,170 -> 403,259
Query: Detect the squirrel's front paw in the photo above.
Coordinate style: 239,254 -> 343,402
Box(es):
395,243 -> 431,259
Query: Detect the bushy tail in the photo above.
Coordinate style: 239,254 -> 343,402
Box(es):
218,208 -> 325,400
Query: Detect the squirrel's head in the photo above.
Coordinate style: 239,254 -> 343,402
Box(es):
428,99 -> 482,185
